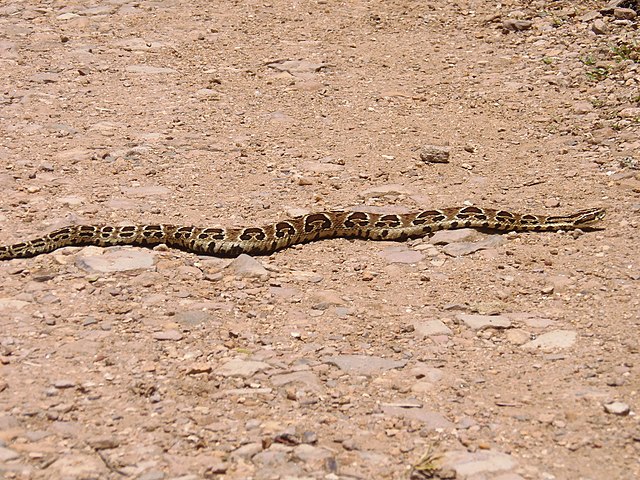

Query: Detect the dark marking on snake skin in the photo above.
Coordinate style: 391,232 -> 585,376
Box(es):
304,213 -> 332,233
275,221 -> 296,238
239,227 -> 267,241
412,210 -> 446,225
344,212 -> 369,228
456,206 -> 488,221
495,210 -> 516,221
375,214 -> 401,228
201,228 -> 225,240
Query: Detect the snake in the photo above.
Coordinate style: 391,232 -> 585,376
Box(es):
0,206 -> 606,260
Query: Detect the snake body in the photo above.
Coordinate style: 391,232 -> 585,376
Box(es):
0,206 -> 606,260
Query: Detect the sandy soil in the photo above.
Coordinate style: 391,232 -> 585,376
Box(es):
0,0 -> 639,479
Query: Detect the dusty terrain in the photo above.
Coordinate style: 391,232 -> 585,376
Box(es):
0,0 -> 639,479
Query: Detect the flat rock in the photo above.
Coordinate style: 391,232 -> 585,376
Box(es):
323,355 -> 407,376
441,236 -> 504,257
126,65 -> 177,74
122,185 -> 172,197
266,59 -> 327,74
382,407 -> 453,429
457,314 -> 511,330
379,245 -> 424,264
54,147 -> 93,163
270,371 -> 324,392
521,330 -> 577,350
430,228 -> 476,245
359,184 -> 415,199
225,254 -> 269,279
414,320 -> 453,337
174,310 -> 214,327
438,449 -> 517,477
0,446 -> 20,461
218,359 -> 270,378
292,444 -> 333,462
76,249 -> 155,273
0,414 -> 19,430
48,453 -> 108,478
310,289 -> 344,309
300,161 -> 344,173
152,330 -> 183,341
0,298 -> 29,311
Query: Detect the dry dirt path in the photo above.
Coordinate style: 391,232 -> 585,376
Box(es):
0,1 -> 638,479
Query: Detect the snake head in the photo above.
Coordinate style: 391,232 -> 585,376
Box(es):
570,207 -> 606,228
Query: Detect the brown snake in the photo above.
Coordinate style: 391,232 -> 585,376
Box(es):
0,206 -> 605,260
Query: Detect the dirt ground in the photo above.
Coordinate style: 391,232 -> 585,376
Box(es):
0,0 -> 639,479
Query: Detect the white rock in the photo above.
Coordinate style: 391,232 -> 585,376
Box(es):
521,330 -> 577,350
457,314 -> 511,331
226,254 -> 269,279
76,249 -> 155,273
414,320 -> 453,337
218,359 -> 270,378
603,401 -> 631,416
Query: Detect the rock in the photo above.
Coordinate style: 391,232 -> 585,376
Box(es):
217,359 -> 270,378
270,371 -> 324,392
0,447 -> 20,461
457,314 -> 511,331
225,254 -> 269,279
53,379 -> 76,389
430,228 -> 476,245
614,8 -> 637,20
419,145 -> 450,164
573,101 -> 594,114
592,19 -> 608,34
48,453 -> 108,478
310,290 -> 344,309
441,236 -> 504,257
252,449 -> 288,467
379,245 -> 424,264
0,298 -> 29,311
266,59 -> 328,75
186,363 -> 212,375
438,450 -> 517,477
323,355 -> 407,376
126,65 -> 178,74
414,320 -> 453,337
383,407 -> 453,429
603,401 -> 631,416
87,435 -> 120,450
174,310 -> 213,327
502,19 -> 532,32
300,161 -> 344,173
76,249 -> 156,273
505,329 -> 530,345
152,330 -> 183,341
230,442 -> 262,460
292,444 -> 332,462
601,0 -> 629,14
619,107 -> 640,119
521,330 -> 577,350
54,147 -> 93,164
122,185 -> 172,197
359,184 -> 415,199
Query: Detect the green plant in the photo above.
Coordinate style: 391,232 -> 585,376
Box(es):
611,41 -> 639,62
580,55 -> 596,66
586,66 -> 610,81
542,56 -> 554,65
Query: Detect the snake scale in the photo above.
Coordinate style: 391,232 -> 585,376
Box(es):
0,206 -> 605,260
